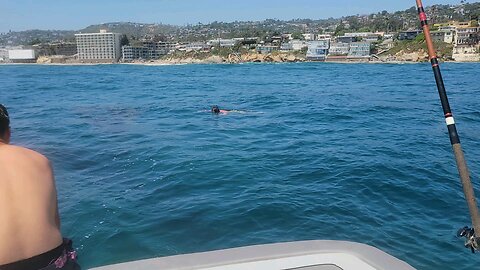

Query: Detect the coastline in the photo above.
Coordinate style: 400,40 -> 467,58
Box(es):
1,52 -> 478,66
1,60 -> 477,66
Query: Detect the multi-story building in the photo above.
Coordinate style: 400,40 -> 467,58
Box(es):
8,49 -> 37,63
75,30 -> 122,62
306,40 -> 330,61
452,22 -> 480,61
329,43 -> 350,56
122,46 -> 149,61
185,42 -> 210,52
348,42 -> 371,58
455,26 -> 479,45
256,45 -> 279,54
431,30 -> 455,44
345,32 -> 382,42
143,41 -> 175,58
336,36 -> 357,43
398,30 -> 423,40
452,45 -> 480,61
122,41 -> 175,61
207,39 -> 236,48
280,42 -> 293,51
316,34 -> 332,41
302,33 -> 316,41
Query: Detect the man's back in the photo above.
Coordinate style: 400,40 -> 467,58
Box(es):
0,144 -> 63,265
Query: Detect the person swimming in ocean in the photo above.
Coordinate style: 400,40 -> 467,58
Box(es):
211,105 -> 230,115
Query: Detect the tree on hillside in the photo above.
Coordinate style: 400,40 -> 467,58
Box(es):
29,38 -> 42,45
291,31 -> 304,40
120,34 -> 130,47
334,24 -> 346,36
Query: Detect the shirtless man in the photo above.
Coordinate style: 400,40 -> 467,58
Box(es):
211,105 -> 230,115
0,104 -> 79,270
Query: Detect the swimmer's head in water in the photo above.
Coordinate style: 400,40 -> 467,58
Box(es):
0,104 -> 10,138
211,105 -> 220,114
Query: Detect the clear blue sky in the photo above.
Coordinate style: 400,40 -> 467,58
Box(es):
0,0 -> 469,33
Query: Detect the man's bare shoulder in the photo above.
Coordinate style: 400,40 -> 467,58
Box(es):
0,145 -> 50,166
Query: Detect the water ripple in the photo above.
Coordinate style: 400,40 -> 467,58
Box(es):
2,63 -> 480,270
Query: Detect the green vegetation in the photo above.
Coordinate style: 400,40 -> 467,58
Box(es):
29,38 -> 43,45
210,43 -> 254,58
291,32 -> 304,40
385,38 -> 454,61
120,34 -> 130,47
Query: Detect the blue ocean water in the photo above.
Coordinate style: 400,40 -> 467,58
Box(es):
1,62 -> 480,269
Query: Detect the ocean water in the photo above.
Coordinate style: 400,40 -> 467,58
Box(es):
1,62 -> 480,269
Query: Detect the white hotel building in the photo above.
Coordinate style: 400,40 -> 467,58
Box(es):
75,30 -> 121,62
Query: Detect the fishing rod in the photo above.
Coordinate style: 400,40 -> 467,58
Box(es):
414,0 -> 480,253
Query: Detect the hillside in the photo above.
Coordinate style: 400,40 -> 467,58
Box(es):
1,2 -> 479,46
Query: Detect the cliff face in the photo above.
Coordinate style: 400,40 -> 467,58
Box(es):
390,50 -> 429,62
152,52 -> 306,64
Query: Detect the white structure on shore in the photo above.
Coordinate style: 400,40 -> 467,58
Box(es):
8,49 -> 37,63
0,48 -> 8,62
75,30 -> 122,62
306,40 -> 330,61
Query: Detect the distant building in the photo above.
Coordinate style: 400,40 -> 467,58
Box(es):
122,46 -> 149,61
256,45 -> 279,54
280,40 -> 308,51
455,26 -> 479,45
302,33 -> 316,41
329,43 -> 350,56
143,41 -> 175,58
75,30 -> 122,62
239,37 -> 258,47
316,34 -> 332,41
306,40 -> 329,61
348,42 -> 371,58
8,49 -> 36,63
208,39 -> 237,48
185,42 -> 211,51
280,43 -> 293,51
336,36 -> 357,43
270,36 -> 283,44
452,45 -> 480,61
383,34 -> 395,40
122,41 -> 175,61
290,40 -> 308,51
438,26 -> 456,32
431,30 -> 455,44
398,30 -> 423,40
345,32 -> 381,42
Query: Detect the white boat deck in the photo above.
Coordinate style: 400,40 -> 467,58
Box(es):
90,240 -> 416,270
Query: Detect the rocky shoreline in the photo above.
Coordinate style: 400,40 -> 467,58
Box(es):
127,52 -> 307,65
9,50 -> 478,65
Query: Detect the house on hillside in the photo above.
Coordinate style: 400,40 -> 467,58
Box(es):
431,30 -> 455,44
398,30 -> 423,40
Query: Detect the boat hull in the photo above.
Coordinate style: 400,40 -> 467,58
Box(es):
90,240 -> 416,270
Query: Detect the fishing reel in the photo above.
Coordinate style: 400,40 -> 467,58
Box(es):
457,226 -> 480,253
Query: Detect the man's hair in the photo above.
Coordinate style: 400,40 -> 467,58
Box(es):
211,105 -> 220,114
0,104 -> 10,136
